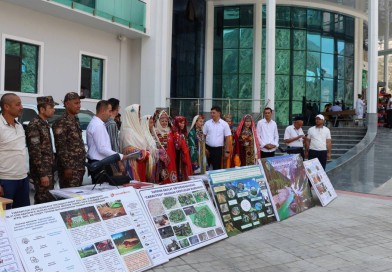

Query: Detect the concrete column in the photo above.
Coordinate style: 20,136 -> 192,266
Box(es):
140,0 -> 173,115
354,18 -> 364,104
367,0 -> 378,115
203,1 -> 214,113
252,2 -> 262,114
384,0 -> 390,91
265,0 -> 276,110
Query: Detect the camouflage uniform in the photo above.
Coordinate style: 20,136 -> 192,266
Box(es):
26,115 -> 56,204
53,113 -> 86,188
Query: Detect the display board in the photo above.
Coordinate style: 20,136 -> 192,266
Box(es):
303,158 -> 337,206
6,188 -> 168,272
261,155 -> 314,221
0,217 -> 24,272
137,180 -> 227,259
208,165 -> 276,236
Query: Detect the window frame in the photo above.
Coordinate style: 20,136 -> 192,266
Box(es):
78,51 -> 107,101
1,34 -> 44,96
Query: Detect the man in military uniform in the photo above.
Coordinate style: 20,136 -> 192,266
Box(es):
26,96 -> 56,204
53,92 -> 86,188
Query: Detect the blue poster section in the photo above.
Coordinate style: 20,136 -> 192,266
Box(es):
208,165 -> 276,236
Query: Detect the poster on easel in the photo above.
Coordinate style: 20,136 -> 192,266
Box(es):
261,154 -> 314,221
208,165 -> 276,236
5,187 -> 168,272
137,180 -> 227,259
303,158 -> 337,206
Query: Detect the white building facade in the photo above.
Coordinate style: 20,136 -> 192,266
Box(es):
0,0 -> 381,123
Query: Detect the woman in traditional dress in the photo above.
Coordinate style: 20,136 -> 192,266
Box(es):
188,115 -> 207,174
233,114 -> 260,166
154,110 -> 178,183
172,116 -> 192,181
119,104 -> 152,182
140,115 -> 161,183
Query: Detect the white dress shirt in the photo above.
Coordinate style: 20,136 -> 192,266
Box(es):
284,125 -> 305,148
256,118 -> 279,152
203,118 -> 231,147
87,116 -> 123,161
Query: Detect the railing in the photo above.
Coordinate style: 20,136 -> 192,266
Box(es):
49,0 -> 146,33
166,98 -> 266,124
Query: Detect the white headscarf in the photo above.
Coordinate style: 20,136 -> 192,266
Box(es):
141,115 -> 159,159
155,110 -> 171,135
190,115 -> 201,131
119,104 -> 148,150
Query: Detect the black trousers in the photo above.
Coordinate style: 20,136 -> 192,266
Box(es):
206,145 -> 223,170
260,151 -> 275,158
308,149 -> 327,170
387,109 -> 392,128
287,147 -> 304,160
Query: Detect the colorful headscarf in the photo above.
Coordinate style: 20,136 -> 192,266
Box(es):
155,110 -> 171,135
173,116 -> 188,136
235,114 -> 260,156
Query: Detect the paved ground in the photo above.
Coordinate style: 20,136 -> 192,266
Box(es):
151,191 -> 392,272
151,126 -> 392,272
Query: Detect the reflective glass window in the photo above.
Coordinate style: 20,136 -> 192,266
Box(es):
321,36 -> 334,54
307,33 -> 321,51
5,39 -> 39,93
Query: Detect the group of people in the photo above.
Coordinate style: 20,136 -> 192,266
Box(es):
0,92 -> 332,209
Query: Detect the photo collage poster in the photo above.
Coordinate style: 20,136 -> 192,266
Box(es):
208,165 -> 276,236
261,154 -> 314,221
303,158 -> 337,206
137,180 -> 227,259
5,187 -> 168,272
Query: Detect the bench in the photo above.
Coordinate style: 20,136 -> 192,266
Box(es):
321,110 -> 356,127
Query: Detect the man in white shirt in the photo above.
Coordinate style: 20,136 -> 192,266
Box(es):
305,114 -> 332,170
87,100 -> 125,183
284,116 -> 305,159
203,106 -> 232,170
256,107 -> 279,158
0,93 -> 30,208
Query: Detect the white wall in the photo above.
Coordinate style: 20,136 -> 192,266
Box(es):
0,1 -> 142,113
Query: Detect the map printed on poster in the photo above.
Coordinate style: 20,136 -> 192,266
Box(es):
5,187 -> 168,272
137,180 -> 227,259
303,158 -> 337,206
208,165 -> 276,237
261,154 -> 314,221
0,217 -> 24,272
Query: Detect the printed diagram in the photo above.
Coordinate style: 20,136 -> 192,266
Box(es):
208,165 -> 277,236
161,197 -> 178,210
111,229 -> 143,255
189,206 -> 216,228
168,209 -> 186,224
139,181 -> 227,258
96,200 -> 127,220
77,245 -> 97,259
60,207 -> 101,229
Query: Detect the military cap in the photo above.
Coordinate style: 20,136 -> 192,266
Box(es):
64,92 -> 85,102
37,96 -> 55,106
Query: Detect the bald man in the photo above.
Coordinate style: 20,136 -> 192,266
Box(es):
0,93 -> 30,208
